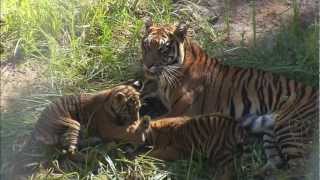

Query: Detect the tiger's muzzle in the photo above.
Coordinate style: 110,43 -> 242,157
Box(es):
143,64 -> 162,78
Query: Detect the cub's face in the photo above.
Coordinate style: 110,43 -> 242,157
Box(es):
141,18 -> 188,86
109,85 -> 141,125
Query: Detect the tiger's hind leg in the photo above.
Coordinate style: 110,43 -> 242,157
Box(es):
277,133 -> 309,179
275,119 -> 315,179
59,118 -> 81,156
273,90 -> 318,179
254,133 -> 285,180
60,127 -> 89,163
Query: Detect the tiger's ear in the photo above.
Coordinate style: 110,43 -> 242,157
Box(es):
144,16 -> 153,32
174,22 -> 188,40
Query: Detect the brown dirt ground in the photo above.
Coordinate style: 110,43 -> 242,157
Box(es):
0,62 -> 50,113
175,0 -> 317,43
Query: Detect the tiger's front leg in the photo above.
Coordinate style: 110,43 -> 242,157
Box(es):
98,124 -> 144,144
160,91 -> 194,118
60,127 -> 88,163
62,133 -> 102,163
254,133 -> 284,180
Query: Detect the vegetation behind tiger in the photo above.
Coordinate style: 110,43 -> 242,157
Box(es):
1,0 -> 318,179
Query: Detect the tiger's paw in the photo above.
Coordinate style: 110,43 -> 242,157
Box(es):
67,151 -> 85,163
61,145 -> 77,156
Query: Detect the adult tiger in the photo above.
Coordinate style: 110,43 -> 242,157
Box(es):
128,114 -> 248,180
140,18 -> 318,178
7,85 -> 142,179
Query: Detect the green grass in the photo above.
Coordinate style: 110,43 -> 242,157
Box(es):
1,0 -> 174,91
1,0 -> 319,179
221,22 -> 319,87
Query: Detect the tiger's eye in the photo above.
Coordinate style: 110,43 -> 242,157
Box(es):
159,46 -> 168,54
159,42 -> 171,54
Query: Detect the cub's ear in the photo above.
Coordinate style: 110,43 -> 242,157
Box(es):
111,92 -> 126,108
174,22 -> 188,40
144,16 -> 153,32
115,92 -> 126,101
120,79 -> 143,91
132,80 -> 143,91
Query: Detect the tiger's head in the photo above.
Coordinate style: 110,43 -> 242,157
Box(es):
141,18 -> 188,87
108,85 -> 142,125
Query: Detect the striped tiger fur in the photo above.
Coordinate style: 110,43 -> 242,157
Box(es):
140,18 -> 318,178
239,110 -> 318,179
7,85 -> 142,179
139,79 -> 168,118
33,85 -> 141,152
128,114 -> 248,180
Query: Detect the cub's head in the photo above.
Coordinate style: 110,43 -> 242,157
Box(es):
108,85 -> 141,125
141,18 -> 188,86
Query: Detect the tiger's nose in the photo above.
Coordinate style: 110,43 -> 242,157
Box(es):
143,64 -> 158,74
149,66 -> 157,73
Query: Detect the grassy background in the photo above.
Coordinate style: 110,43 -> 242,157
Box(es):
1,0 -> 318,179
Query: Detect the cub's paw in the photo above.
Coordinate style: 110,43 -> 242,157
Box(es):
127,115 -> 150,134
126,115 -> 150,145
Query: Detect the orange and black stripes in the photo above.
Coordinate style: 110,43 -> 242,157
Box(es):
27,85 -> 141,155
142,114 -> 247,169
140,21 -> 318,176
8,85 -> 142,178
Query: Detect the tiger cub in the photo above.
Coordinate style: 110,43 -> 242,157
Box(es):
128,114 -> 248,180
8,85 -> 142,178
32,85 -> 142,153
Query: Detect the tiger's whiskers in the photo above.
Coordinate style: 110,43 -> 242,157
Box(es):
162,65 -> 182,88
